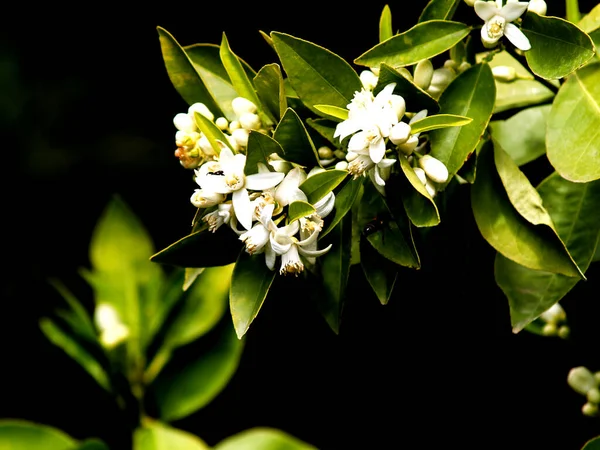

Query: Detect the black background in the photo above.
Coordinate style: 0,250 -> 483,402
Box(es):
2,1 -> 600,449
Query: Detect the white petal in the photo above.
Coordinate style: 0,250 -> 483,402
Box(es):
245,171 -> 285,191
373,166 -> 386,187
348,130 -> 370,152
218,147 -> 235,165
275,168 -> 308,206
314,191 -> 335,218
481,24 -> 502,48
270,232 -> 292,254
378,158 -> 397,169
410,109 -> 428,124
232,188 -> 253,230
298,243 -> 333,257
281,220 -> 300,237
474,1 -> 500,21
296,227 -> 319,247
265,244 -> 276,270
369,170 -> 387,196
504,23 -> 531,51
501,2 -> 529,21
198,174 -> 231,194
334,119 -> 362,141
369,136 -> 386,164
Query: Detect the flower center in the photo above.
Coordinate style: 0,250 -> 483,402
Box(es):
225,173 -> 244,190
487,15 -> 506,39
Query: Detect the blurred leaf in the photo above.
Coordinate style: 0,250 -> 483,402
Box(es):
582,436 -> 600,450
522,12 -> 595,80
273,108 -> 320,168
409,113 -> 471,134
245,130 -> 285,175
254,63 -> 287,121
299,169 -> 348,204
183,268 -> 205,291
134,421 -> 209,450
157,27 -> 223,115
375,64 -> 440,114
578,4 -> 600,33
76,439 -> 110,450
321,177 -> 363,239
429,63 -> 496,186
489,104 -> 550,166
495,173 -> 600,332
48,278 -> 96,342
397,155 -> 440,227
40,318 -> 111,392
379,5 -> 393,42
151,226 -> 242,268
419,0 -> 460,22
213,427 -> 317,450
230,251 -> 276,339
153,321 -> 244,421
0,420 -> 77,450
360,236 -> 398,305
288,201 -> 316,223
271,32 -> 362,114
547,61 -> 600,182
354,20 -> 471,68
472,141 -> 584,278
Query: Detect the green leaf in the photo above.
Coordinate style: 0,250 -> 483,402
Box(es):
419,0 -> 461,22
379,5 -> 393,42
306,118 -> 338,146
299,169 -> 348,204
495,173 -> 600,332
76,439 -> 110,450
151,226 -> 242,268
360,237 -> 399,305
39,318 -> 111,392
0,420 -> 78,450
429,63 -> 496,185
547,61 -> 600,182
375,64 -> 440,114
522,12 -> 595,80
254,63 -> 287,122
270,32 -> 362,114
230,250 -> 276,338
288,201 -> 316,223
48,278 -> 96,342
273,108 -> 320,168
397,155 -> 440,227
245,130 -> 285,175
578,4 -> 600,33
471,141 -> 584,278
409,113 -> 472,134
133,421 -> 209,450
489,104 -> 550,166
354,20 -> 471,68
213,427 -> 317,450
194,111 -> 233,155
312,105 -> 348,121
582,436 -> 600,450
157,27 -> 223,116
321,177 -> 363,239
318,213 -> 352,334
153,321 -> 244,421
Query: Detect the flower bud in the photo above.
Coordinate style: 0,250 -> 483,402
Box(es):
197,135 -> 217,157
443,59 -> 459,71
558,325 -> 570,340
232,128 -> 250,148
390,122 -> 412,145
269,159 -> 292,173
419,154 -> 449,184
582,402 -> 599,417
413,167 -> 428,186
229,120 -> 241,131
425,178 -> 437,197
457,61 -> 471,73
360,70 -> 378,91
395,67 -> 413,81
232,97 -> 257,116
226,135 -> 240,152
190,189 -> 225,208
430,68 -> 455,89
397,135 -> 419,156
318,146 -> 334,159
335,161 -> 349,170
492,65 -> 518,83
239,112 -> 261,130
391,95 -> 406,120
175,130 -> 200,147
587,388 -> 600,405
94,303 -> 129,349
215,117 -> 229,130
346,151 -> 358,162
528,0 -> 547,15
173,113 -> 197,133
542,323 -> 557,336
568,366 -> 596,396
540,302 -> 566,324
188,102 -> 214,122
414,59 -> 434,90
334,149 -> 347,159
464,0 -> 476,6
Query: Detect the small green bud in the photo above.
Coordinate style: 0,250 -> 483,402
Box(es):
542,323 -> 557,336
587,388 -> 600,405
334,149 -> 347,160
582,402 -> 599,417
215,117 -> 229,130
318,146 -> 334,159
557,325 -> 570,340
568,366 -> 596,396
335,161 -> 349,170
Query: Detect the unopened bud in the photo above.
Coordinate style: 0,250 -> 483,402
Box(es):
418,154 -> 449,184
215,117 -> 229,130
391,95 -> 406,120
582,402 -> 599,417
587,388 -> 600,404
414,59 -> 434,90
188,102 -> 214,122
191,189 -> 225,208
269,159 -> 292,173
232,128 -> 250,148
232,97 -> 257,116
369,66 -> 380,76
360,70 -> 378,91
413,167 -> 428,186
198,135 -> 217,156
542,323 -> 557,336
540,302 -> 566,324
390,122 -> 412,145
443,59 -> 459,71
568,366 -> 596,396
430,68 -> 455,89
464,0 -> 476,6
335,161 -> 349,170
425,178 -> 437,197
528,0 -> 547,15
397,135 -> 419,156
558,325 -> 570,340
318,146 -> 334,159
395,67 -> 413,81
334,149 -> 347,159
226,135 -> 240,152
239,112 -> 261,130
346,151 -> 358,162
492,65 -> 518,82
458,62 -> 471,73
229,120 -> 241,131
173,113 -> 197,133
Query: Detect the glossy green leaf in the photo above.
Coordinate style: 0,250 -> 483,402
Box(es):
76,439 -> 110,450
312,105 -> 348,121
153,321 -> 244,421
360,237 -> 399,305
375,64 -> 440,114
472,141 -> 584,277
299,169 -> 348,204
306,118 -> 338,145
593,239 -> 600,262
270,32 -> 362,114
183,267 -> 205,291
522,12 -> 595,80
0,420 -> 78,450
194,111 -> 233,155
288,201 -> 316,223
379,5 -> 393,42
151,226 -> 242,268
321,177 -> 363,238
39,318 -> 111,392
318,213 -> 352,334
582,436 -> 600,450
397,155 -> 440,227
547,61 -> 600,183
489,104 -> 550,166
495,173 -> 600,332
579,4 -> 600,33
134,421 -> 209,450
354,20 -> 471,68
273,108 -> 320,168
409,113 -> 471,134
230,250 -> 276,338
254,63 -> 286,121
213,427 -> 317,450
157,27 -> 223,116
429,63 -> 496,185
419,0 -> 460,22
245,130 -> 285,175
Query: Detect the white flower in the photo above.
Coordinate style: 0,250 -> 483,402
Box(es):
414,167 -> 437,197
418,154 -> 449,184
194,148 -> 285,230
392,109 -> 428,155
94,303 -> 129,349
274,167 -> 308,208
540,302 -> 566,324
202,202 -> 232,232
568,367 -> 597,396
359,69 -> 379,91
190,189 -> 226,208
475,0 -> 531,51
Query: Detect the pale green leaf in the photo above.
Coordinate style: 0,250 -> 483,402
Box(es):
409,113 -> 472,134
578,4 -> 600,33
299,169 -> 348,204
312,105 -> 348,121
214,427 -> 317,450
288,201 -> 316,223
397,155 -> 440,227
133,421 -> 209,450
0,420 -> 78,450
194,111 -> 233,155
418,0 -> 461,22
379,5 -> 393,42
254,63 -> 287,121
